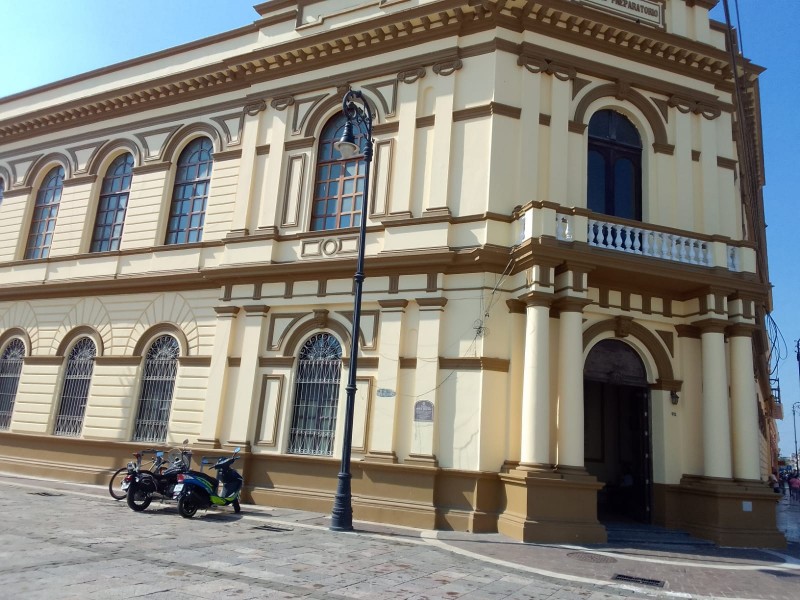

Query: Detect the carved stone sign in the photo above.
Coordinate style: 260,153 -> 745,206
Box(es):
576,0 -> 665,29
414,400 -> 434,422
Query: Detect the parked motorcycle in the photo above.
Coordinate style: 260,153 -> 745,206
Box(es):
126,440 -> 193,512
173,447 -> 243,518
108,449 -> 162,500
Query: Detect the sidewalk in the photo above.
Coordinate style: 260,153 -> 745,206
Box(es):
2,471 -> 800,599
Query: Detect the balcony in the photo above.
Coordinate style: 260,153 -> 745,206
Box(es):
516,203 -> 755,275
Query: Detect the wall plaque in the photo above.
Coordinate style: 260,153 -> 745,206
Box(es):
377,388 -> 396,398
576,0 -> 665,29
414,400 -> 434,422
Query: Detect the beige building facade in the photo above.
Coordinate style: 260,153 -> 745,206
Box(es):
0,0 -> 783,546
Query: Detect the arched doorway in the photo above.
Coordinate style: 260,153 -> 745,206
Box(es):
584,339 -> 652,523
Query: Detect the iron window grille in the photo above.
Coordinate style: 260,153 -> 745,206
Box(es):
166,137 -> 213,245
53,338 -> 97,437
25,166 -> 65,259
90,153 -> 133,252
0,339 -> 25,430
287,333 -> 343,456
133,335 -> 179,443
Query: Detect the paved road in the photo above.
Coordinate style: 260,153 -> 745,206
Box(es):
1,473 -> 799,599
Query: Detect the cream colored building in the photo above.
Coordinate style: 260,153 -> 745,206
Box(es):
0,0 -> 783,546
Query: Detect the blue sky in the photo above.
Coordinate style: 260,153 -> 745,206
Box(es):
2,1 -> 798,455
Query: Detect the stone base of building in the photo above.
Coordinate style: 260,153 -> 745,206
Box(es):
653,475 -> 786,548
497,467 -> 606,544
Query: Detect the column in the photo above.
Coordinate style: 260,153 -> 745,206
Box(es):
555,298 -> 591,470
366,300 -> 408,462
700,320 -> 732,479
197,305 -> 240,448
257,106 -> 289,231
519,292 -> 552,469
228,104 -> 266,237
425,64 -> 456,214
548,77 -> 571,204
227,305 -> 270,449
406,297 -> 446,465
729,324 -> 761,481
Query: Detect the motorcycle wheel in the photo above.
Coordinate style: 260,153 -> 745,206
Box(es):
108,467 -> 128,500
233,499 -> 241,514
126,485 -> 152,512
178,495 -> 198,519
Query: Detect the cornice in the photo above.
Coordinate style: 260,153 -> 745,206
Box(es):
0,0 -> 747,146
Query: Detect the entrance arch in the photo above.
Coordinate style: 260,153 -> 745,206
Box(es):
584,339 -> 652,523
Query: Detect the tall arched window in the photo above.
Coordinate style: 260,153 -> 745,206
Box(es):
25,166 -> 65,259
133,335 -> 179,443
0,339 -> 25,430
166,137 -> 213,245
310,113 -> 368,231
287,333 -> 343,455
91,153 -> 133,252
587,110 -> 642,221
53,338 -> 96,437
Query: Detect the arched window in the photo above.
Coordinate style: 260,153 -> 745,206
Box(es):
91,153 -> 133,252
133,335 -> 179,443
0,339 -> 25,430
53,338 -> 96,437
587,110 -> 642,221
0,177 -> 5,207
25,166 -> 65,259
287,333 -> 343,455
166,137 -> 213,245
310,113 -> 368,231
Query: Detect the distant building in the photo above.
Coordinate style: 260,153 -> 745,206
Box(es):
0,0 -> 783,546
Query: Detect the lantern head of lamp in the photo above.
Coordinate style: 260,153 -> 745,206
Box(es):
330,88 -> 374,533
334,120 -> 360,160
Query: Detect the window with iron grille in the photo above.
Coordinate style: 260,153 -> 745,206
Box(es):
0,339 -> 25,430
25,166 -> 65,259
90,153 -> 133,252
133,335 -> 179,443
310,113 -> 368,231
53,338 -> 96,437
166,137 -> 213,245
287,333 -> 343,456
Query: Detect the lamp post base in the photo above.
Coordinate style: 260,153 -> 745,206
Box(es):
330,471 -> 354,531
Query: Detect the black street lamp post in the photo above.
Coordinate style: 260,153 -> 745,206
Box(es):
793,402 -> 800,474
330,89 -> 373,532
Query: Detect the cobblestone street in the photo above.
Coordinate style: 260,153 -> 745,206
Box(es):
2,474 -> 800,599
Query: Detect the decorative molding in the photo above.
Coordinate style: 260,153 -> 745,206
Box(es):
94,356 -> 142,366
270,96 -> 295,111
415,115 -> 435,128
717,156 -> 738,170
211,149 -> 243,162
397,68 -> 426,84
283,137 -> 315,152
399,357 -> 417,369
178,356 -> 212,367
439,357 -> 510,373
432,58 -> 462,76
259,356 -> 295,367
453,102 -> 521,123
244,99 -> 268,116
539,114 -> 551,127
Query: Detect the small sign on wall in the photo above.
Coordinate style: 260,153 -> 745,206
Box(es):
575,0 -> 665,29
414,400 -> 434,422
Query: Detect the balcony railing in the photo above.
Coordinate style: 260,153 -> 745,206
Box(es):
586,217 -> 712,266
543,211 -> 745,273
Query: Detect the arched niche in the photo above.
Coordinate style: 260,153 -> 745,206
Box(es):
86,139 -> 142,175
23,152 -> 72,188
282,312 -> 352,358
55,326 -> 106,357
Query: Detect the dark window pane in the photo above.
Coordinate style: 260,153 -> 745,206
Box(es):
588,151 -> 607,214
614,158 -> 636,220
